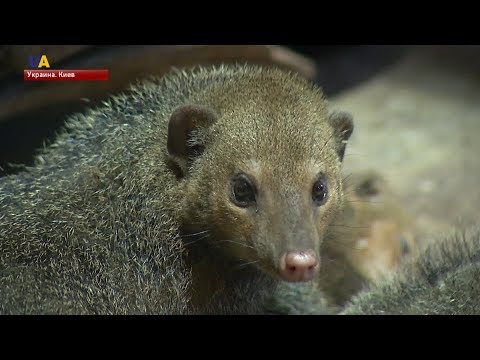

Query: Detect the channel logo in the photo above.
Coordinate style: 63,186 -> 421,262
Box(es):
24,54 -> 109,82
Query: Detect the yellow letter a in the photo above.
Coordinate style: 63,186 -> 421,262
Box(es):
38,55 -> 50,68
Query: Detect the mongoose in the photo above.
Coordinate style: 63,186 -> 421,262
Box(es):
0,64 -> 354,314
318,170 -> 417,307
341,225 -> 480,314
266,171 -> 418,314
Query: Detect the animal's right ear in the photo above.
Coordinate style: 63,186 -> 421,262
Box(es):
167,104 -> 218,175
328,111 -> 354,162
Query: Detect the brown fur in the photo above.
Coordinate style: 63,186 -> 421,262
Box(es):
319,171 -> 417,307
0,64 -> 353,314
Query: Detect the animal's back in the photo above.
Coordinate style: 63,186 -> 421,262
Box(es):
342,226 -> 480,315
0,67 -> 244,314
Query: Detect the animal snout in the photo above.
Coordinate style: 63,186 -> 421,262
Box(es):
279,249 -> 319,282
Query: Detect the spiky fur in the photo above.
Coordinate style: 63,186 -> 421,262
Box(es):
0,65 -> 349,314
342,226 -> 480,315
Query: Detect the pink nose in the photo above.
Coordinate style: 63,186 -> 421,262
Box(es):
279,250 -> 319,282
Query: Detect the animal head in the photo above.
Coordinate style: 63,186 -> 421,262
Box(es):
167,67 -> 354,283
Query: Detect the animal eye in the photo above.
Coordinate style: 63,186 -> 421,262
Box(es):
230,174 -> 256,207
312,176 -> 328,206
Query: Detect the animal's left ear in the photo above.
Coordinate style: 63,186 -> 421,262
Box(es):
328,111 -> 354,162
167,104 -> 218,177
